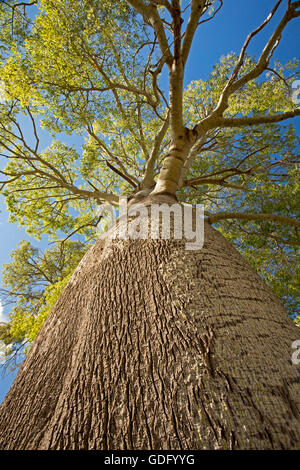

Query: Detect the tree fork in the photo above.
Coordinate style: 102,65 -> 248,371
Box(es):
151,129 -> 196,196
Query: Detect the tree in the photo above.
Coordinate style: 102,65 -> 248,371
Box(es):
0,240 -> 88,368
0,0 -> 299,449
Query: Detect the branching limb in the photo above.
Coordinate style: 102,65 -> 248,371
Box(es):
141,112 -> 170,188
197,0 -> 223,26
181,0 -> 207,64
1,0 -> 37,35
149,0 -> 172,10
193,1 -> 300,136
178,132 -> 209,188
58,215 -> 103,246
227,0 -> 283,86
0,120 -> 119,205
86,125 -> 139,187
235,222 -> 300,247
215,108 -> 300,128
212,0 -> 290,116
126,0 -> 173,66
184,177 -> 253,192
206,211 -> 300,228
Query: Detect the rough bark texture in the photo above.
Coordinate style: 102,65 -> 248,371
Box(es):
0,221 -> 299,450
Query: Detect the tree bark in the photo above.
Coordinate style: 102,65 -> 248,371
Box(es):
0,220 -> 299,450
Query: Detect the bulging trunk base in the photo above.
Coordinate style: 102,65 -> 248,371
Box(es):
0,223 -> 299,450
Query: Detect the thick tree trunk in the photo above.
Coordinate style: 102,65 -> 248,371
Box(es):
0,221 -> 299,450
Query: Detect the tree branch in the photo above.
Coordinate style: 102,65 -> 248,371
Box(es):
184,177 -> 253,192
216,108 -> 300,128
181,0 -> 207,64
126,0 -> 173,66
193,1 -> 300,136
141,112 -> 170,188
206,211 -> 300,228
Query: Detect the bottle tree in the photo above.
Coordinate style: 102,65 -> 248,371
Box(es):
0,0 -> 299,449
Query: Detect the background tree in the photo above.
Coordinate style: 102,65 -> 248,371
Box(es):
0,240 -> 88,368
0,0 -> 299,450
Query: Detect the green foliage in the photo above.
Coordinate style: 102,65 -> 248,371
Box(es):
183,54 -> 298,125
0,0 -> 34,61
9,272 -> 72,348
0,1 -> 299,366
0,240 -> 88,365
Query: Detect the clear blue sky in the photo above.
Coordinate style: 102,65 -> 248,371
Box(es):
0,0 -> 299,402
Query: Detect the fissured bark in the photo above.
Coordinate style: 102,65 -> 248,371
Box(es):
0,222 -> 299,449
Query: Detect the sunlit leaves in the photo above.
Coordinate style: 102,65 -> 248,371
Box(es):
1,0 -> 153,135
0,240 -> 88,364
183,53 -> 298,128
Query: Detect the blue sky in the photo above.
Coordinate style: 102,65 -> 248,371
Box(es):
0,0 -> 299,402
